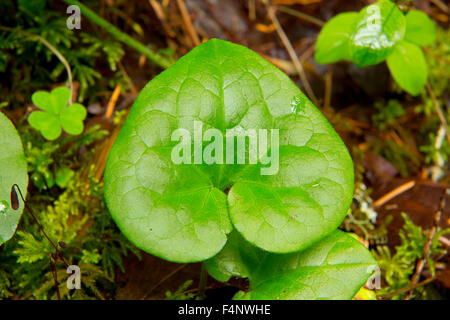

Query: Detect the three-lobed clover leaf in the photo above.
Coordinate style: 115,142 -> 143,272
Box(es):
105,39 -> 354,263
206,230 -> 377,300
0,112 -> 28,245
29,86 -> 87,140
314,0 -> 436,96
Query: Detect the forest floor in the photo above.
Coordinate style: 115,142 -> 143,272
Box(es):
0,0 -> 449,300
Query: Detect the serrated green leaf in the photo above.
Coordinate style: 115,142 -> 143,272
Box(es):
315,12 -> 358,64
104,39 -> 354,262
0,112 -> 28,245
387,40 -> 427,96
351,0 -> 406,67
404,10 -> 436,47
206,230 -> 377,300
28,111 -> 62,140
60,103 -> 87,135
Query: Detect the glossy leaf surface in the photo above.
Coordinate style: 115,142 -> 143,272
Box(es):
351,0 -> 406,67
206,230 -> 377,300
105,39 -> 354,262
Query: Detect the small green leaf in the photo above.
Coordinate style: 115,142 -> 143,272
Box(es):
29,86 -> 86,140
0,112 -> 28,245
206,230 -> 377,300
31,87 -> 70,114
55,167 -> 75,188
387,40 -> 427,96
315,12 -> 358,64
404,9 -> 436,46
351,0 -> 406,67
28,111 -> 62,140
60,103 -> 87,135
105,39 -> 354,262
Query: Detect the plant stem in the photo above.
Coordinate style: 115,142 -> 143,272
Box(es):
426,82 -> 450,145
198,262 -> 208,299
403,188 -> 449,300
12,184 -> 69,267
62,0 -> 173,69
0,26 -> 74,103
263,0 -> 319,106
276,5 -> 325,27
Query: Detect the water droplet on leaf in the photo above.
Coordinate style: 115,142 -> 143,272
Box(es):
291,95 -> 305,114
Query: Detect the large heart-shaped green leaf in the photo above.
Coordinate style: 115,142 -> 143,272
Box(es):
206,230 -> 377,300
104,39 -> 354,262
351,0 -> 405,67
0,112 -> 28,245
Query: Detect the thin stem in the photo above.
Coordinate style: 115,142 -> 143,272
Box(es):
62,0 -> 173,69
0,26 -> 73,103
378,276 -> 436,299
198,262 -> 208,299
176,0 -> 201,46
404,188 -> 448,300
263,1 -> 319,106
276,5 -> 325,27
426,82 -> 450,145
141,263 -> 187,299
12,184 -> 68,267
49,255 -> 61,300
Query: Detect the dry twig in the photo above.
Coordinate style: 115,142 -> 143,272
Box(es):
141,263 -> 188,299
105,85 -> 122,119
373,181 -> 416,208
276,5 -> 325,27
176,0 -> 201,46
263,0 -> 319,106
378,276 -> 436,299
403,188 -> 449,300
426,82 -> 450,145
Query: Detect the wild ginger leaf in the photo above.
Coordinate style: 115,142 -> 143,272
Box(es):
315,12 -> 358,64
351,0 -> 405,67
404,10 -> 436,47
206,230 -> 377,300
0,112 -> 28,245
104,39 -> 354,262
387,40 -> 427,96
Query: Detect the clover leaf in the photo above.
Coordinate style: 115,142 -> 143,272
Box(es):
105,39 -> 354,263
206,230 -> 377,300
29,86 -> 87,140
0,112 -> 28,245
